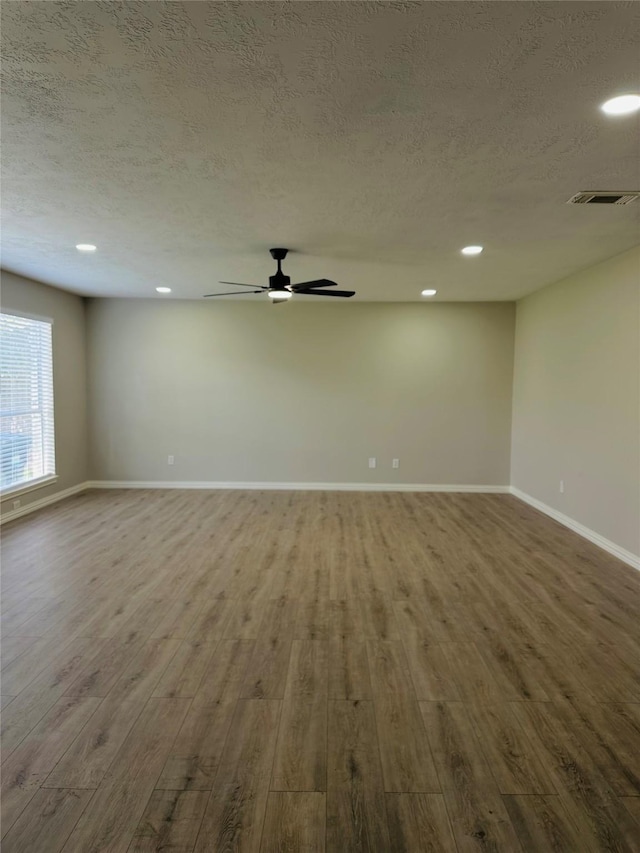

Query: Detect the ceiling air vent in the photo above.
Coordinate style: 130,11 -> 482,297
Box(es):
567,191 -> 640,205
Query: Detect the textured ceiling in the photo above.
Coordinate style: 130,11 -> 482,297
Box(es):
1,1 -> 639,301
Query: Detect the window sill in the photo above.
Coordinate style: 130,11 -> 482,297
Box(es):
1,475 -> 59,500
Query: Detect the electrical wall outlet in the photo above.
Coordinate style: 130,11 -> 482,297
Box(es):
392,458 -> 400,469
167,455 -> 175,466
12,499 -> 20,510
368,457 -> 376,469
559,480 -> 564,493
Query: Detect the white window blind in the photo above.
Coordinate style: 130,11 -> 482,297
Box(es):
0,312 -> 56,491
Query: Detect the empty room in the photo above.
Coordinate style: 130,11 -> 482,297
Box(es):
1,2 -> 639,851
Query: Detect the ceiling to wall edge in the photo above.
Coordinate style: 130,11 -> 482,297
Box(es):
2,242 -> 638,306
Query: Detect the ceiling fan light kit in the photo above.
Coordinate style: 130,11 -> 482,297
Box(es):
203,248 -> 356,303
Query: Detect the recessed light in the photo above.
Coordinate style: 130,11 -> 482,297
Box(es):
76,243 -> 96,252
601,94 -> 640,116
156,287 -> 172,294
461,245 -> 483,256
421,289 -> 437,297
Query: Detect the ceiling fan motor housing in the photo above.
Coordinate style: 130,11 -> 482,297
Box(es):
269,273 -> 290,288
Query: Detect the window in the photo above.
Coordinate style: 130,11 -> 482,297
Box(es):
0,312 -> 56,492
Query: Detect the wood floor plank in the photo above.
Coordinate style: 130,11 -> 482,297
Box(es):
374,696 -> 440,793
43,697 -> 147,789
271,696 -> 327,792
474,638 -> 551,702
328,549 -> 360,601
503,794 -> 598,853
270,640 -> 329,791
420,701 -> 523,851
223,593 -> 271,640
505,641 -> 594,702
366,639 -> 415,697
240,598 -> 297,699
568,641 -> 640,702
63,634 -> 146,698
0,633 -> 89,700
295,557 -> 331,603
328,598 -> 366,638
157,640 -> 256,790
48,591 -> 147,643
151,640 -> 217,698
261,792 -> 326,853
385,793 -> 457,853
393,599 -> 473,644
1,695 -> 101,838
439,642 -> 503,705
194,699 -> 281,853
466,702 -> 557,795
184,597 -> 237,643
1,788 -> 94,853
359,594 -> 398,641
45,639 -> 182,789
115,596 -> 174,643
129,790 -> 209,852
328,637 -> 371,700
258,596 -> 299,639
551,698 -> 640,795
294,597 -> 330,641
107,638 -> 183,702
1,596 -> 58,637
149,598 -> 206,640
191,638 -> 256,705
0,634 -> 41,669
510,700 -> 640,852
401,636 -> 461,701
61,697 -> 191,853
241,637 -> 293,699
326,700 -> 390,852
156,697 -> 237,791
620,796 -> 640,822
285,640 -> 329,698
2,595 -> 77,640
1,637 -> 106,759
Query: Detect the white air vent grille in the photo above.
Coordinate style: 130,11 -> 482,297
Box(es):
567,191 -> 640,205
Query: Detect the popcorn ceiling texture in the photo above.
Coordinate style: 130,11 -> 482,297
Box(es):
1,1 -> 639,300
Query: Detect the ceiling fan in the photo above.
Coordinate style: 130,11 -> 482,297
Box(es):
203,248 -> 355,304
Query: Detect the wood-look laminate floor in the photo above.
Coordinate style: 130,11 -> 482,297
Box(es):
1,489 -> 639,852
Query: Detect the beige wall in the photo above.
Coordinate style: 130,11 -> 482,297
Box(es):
87,299 -> 515,486
511,246 -> 640,557
0,270 -> 89,515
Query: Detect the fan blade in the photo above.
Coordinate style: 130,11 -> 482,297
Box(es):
296,289 -> 355,298
290,279 -> 338,291
218,281 -> 267,289
203,290 -> 264,297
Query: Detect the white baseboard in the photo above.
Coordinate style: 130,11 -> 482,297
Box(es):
87,479 -> 510,494
510,486 -> 640,571
0,481 -> 90,524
